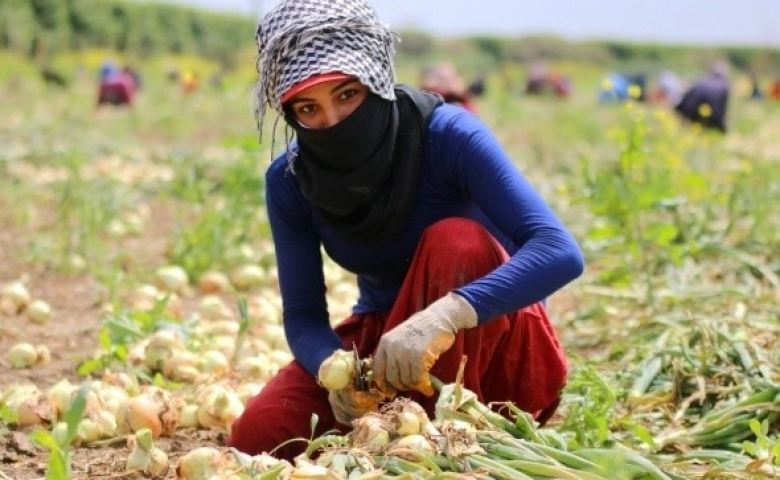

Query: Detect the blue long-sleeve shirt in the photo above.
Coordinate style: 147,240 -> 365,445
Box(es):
265,104 -> 584,378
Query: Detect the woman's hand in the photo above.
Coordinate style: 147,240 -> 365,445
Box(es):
373,293 -> 477,396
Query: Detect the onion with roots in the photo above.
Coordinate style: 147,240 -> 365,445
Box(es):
126,428 -> 169,478
385,433 -> 437,461
196,387 -> 244,433
350,415 -> 392,451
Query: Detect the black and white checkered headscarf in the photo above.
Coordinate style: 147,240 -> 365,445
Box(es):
253,0 -> 398,133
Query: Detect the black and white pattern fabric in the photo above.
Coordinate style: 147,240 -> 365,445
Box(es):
253,0 -> 398,132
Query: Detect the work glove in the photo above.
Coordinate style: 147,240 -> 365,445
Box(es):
328,386 -> 385,425
373,292 -> 478,396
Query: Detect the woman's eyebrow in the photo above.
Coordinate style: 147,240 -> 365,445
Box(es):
331,79 -> 359,93
287,79 -> 360,105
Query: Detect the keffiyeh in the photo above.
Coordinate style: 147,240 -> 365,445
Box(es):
253,0 -> 398,132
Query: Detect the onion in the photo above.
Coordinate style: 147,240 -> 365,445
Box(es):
198,295 -> 233,321
178,404 -> 200,429
93,410 -> 118,438
97,385 -> 130,420
0,281 -> 31,314
52,422 -> 69,446
175,447 -> 223,480
235,355 -> 273,382
396,411 -> 421,436
162,351 -> 201,382
144,330 -> 185,372
268,349 -> 293,367
155,265 -> 190,294
2,384 -> 55,427
7,342 -> 39,368
235,383 -> 264,406
350,416 -> 391,450
230,264 -> 265,291
198,350 -> 230,375
205,319 -> 239,337
258,324 -> 287,350
102,370 -> 140,396
46,379 -> 76,417
125,394 -> 163,438
126,428 -> 170,477
248,295 -> 281,325
317,349 -> 356,391
385,434 -> 436,461
196,388 -> 244,433
75,418 -> 102,445
197,271 -> 231,294
26,299 -> 52,324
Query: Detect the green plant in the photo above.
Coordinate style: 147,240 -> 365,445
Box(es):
29,383 -> 90,480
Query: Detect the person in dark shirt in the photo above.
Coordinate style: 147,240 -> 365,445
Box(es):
228,0 -> 584,460
675,61 -> 731,133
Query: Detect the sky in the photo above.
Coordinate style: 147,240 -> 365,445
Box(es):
166,0 -> 780,47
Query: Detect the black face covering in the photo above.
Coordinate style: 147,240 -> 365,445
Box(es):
289,86 -> 442,244
293,93 -> 393,171
289,93 -> 397,217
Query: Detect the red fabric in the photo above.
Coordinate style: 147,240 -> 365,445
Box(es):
281,72 -> 355,103
228,218 -> 568,460
97,74 -> 136,106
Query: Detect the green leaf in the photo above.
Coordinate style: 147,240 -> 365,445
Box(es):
98,327 -> 111,350
30,430 -> 59,452
64,383 -> 90,444
77,358 -> 103,376
0,404 -> 18,424
46,450 -> 69,480
742,440 -> 758,456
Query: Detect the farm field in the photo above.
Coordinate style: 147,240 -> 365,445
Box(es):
1,54 -> 779,479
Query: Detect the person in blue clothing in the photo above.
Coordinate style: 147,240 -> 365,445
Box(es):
228,0 -> 584,460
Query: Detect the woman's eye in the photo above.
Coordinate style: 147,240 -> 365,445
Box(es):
297,104 -> 316,115
340,89 -> 358,100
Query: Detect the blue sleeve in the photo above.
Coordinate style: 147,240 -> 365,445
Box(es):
433,111 -> 584,321
265,161 -> 343,377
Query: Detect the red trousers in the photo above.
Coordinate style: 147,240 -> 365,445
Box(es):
228,218 -> 567,460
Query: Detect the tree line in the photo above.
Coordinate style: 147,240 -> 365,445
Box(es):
0,0 -> 257,66
2,0 -> 777,76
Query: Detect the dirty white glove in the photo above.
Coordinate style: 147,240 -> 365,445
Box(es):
373,292 -> 478,396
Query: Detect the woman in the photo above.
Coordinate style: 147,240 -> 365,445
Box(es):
228,0 -> 584,460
